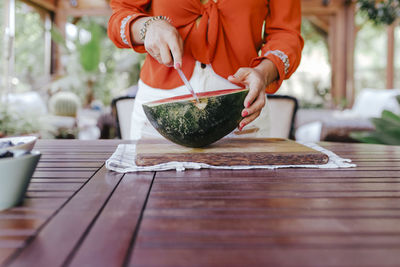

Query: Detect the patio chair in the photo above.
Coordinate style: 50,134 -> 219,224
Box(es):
267,94 -> 298,139
112,94 -> 298,140
111,96 -> 135,139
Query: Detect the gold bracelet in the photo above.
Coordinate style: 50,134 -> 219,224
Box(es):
139,16 -> 171,41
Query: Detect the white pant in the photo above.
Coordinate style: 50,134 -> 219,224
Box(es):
130,61 -> 271,140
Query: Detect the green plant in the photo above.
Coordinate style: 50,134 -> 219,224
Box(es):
48,91 -> 81,117
357,0 -> 400,25
350,95 -> 400,145
0,103 -> 50,137
50,17 -> 144,106
50,20 -> 102,105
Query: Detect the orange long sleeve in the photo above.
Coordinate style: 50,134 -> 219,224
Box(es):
108,0 -> 304,92
251,0 -> 304,93
108,0 -> 149,51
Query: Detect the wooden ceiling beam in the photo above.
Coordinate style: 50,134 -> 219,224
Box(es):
60,8 -> 112,17
23,0 -> 57,11
23,0 -> 112,16
302,0 -> 346,16
316,15 -> 331,26
24,0 -> 348,17
307,15 -> 330,33
56,0 -> 111,17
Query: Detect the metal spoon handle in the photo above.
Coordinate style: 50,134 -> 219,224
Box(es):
177,68 -> 200,103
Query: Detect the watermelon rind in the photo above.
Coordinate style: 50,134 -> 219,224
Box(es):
142,88 -> 249,147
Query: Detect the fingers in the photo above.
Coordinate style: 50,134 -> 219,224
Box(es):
159,44 -> 173,66
147,50 -> 161,64
168,36 -> 183,69
243,78 -> 264,108
228,68 -> 265,108
147,36 -> 182,68
230,67 -> 267,131
144,20 -> 183,68
242,91 -> 266,116
228,68 -> 250,85
145,42 -> 161,63
239,110 -> 261,131
239,90 -> 265,130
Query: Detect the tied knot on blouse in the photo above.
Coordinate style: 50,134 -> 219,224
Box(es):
154,0 -> 227,64
184,0 -> 219,63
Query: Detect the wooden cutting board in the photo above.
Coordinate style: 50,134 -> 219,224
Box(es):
135,138 -> 329,166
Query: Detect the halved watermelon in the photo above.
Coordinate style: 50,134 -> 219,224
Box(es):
142,88 -> 249,147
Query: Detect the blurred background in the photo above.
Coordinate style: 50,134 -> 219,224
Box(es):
1,0 -> 400,144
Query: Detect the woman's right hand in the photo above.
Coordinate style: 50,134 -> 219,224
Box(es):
131,17 -> 183,69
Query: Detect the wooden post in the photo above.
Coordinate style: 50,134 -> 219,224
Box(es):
328,15 -> 337,108
1,0 -> 15,99
328,1 -> 355,108
345,2 -> 355,107
53,8 -> 67,75
386,23 -> 395,89
44,12 -> 52,76
330,7 -> 347,107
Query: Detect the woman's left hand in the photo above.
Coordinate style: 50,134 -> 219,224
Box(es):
228,59 -> 278,131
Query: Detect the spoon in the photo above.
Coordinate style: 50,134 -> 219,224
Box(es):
176,67 -> 200,104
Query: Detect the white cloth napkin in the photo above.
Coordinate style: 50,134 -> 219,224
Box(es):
105,142 -> 356,173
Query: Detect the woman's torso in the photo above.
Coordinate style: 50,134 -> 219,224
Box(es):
140,0 -> 269,89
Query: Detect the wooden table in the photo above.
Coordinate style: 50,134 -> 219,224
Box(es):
1,140 -> 400,267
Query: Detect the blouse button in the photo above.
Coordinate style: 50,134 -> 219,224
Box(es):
200,63 -> 206,69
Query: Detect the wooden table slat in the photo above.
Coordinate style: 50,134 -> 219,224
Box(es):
130,248 -> 400,267
154,169 -> 400,178
31,178 -> 88,183
7,167 -> 123,267
37,162 -> 103,168
32,171 -> 95,178
151,181 -> 400,191
25,192 -> 75,198
69,172 -> 154,267
28,183 -> 82,192
147,197 -> 400,210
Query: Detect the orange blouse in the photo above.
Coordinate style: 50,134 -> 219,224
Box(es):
108,0 -> 303,93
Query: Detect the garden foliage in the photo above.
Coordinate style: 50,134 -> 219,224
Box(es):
351,95 -> 400,145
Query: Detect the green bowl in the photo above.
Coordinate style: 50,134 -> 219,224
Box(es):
0,150 -> 41,211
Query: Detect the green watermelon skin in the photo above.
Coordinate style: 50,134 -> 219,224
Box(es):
142,88 -> 249,147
